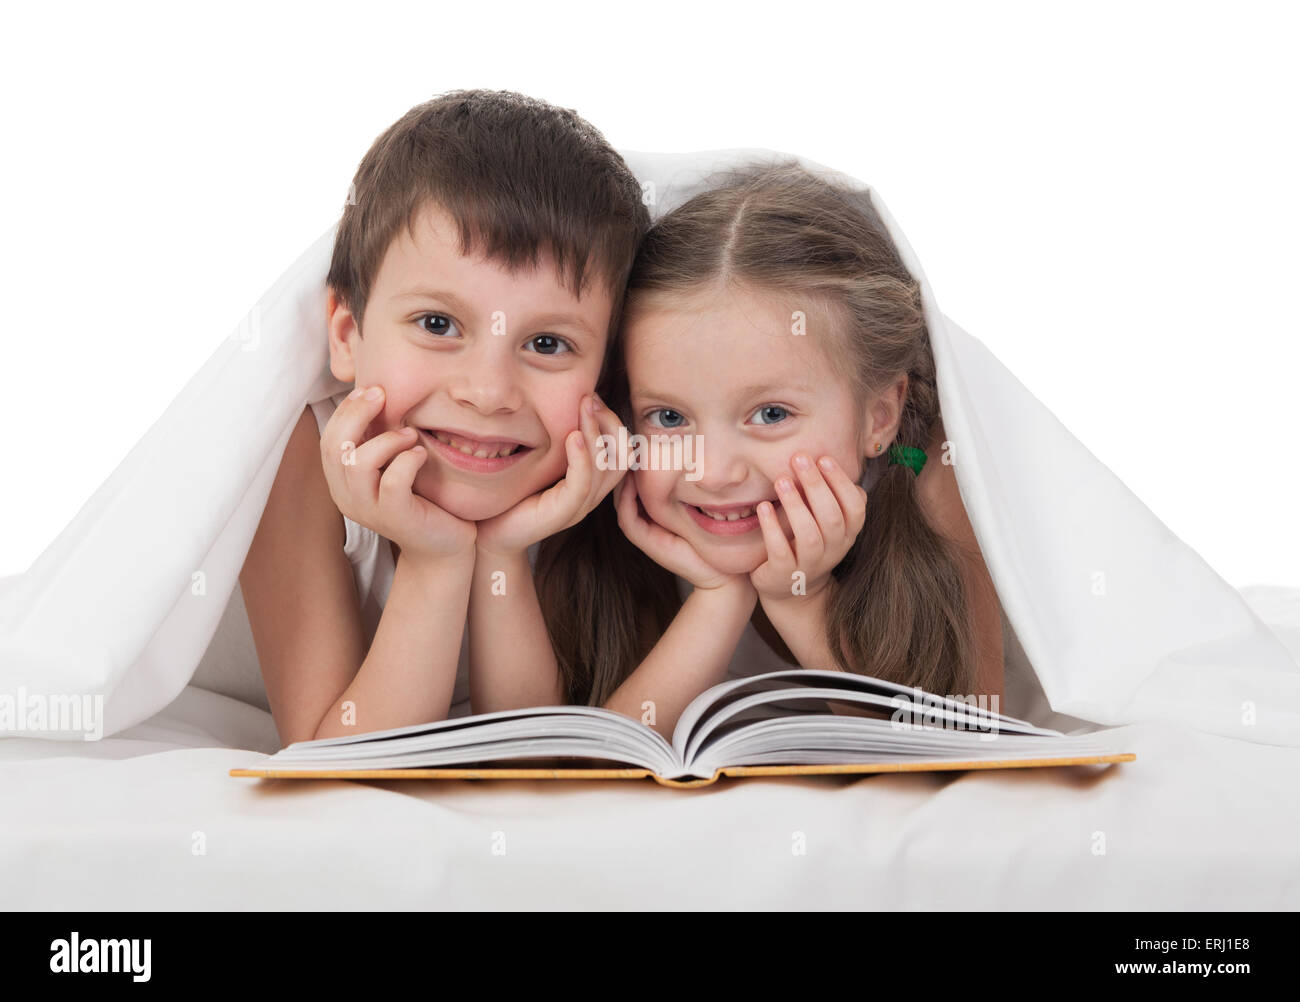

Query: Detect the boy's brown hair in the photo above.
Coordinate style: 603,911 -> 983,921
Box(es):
326,89 -> 650,352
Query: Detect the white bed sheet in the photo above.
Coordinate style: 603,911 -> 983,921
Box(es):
2,605 -> 1297,911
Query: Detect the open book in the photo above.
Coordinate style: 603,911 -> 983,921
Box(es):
230,669 -> 1135,788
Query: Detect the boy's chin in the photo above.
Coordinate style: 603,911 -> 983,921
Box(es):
417,483 -> 524,523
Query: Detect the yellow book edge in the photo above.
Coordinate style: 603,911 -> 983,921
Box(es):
230,752 -> 1136,789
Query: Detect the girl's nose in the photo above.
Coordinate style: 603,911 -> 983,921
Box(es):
689,434 -> 750,493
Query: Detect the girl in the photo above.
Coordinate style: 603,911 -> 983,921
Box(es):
536,160 -> 1006,737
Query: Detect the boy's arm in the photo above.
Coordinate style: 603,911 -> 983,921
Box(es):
467,545 -> 565,714
242,406 -> 474,746
603,580 -> 756,739
240,407 -> 367,747
312,549 -> 474,739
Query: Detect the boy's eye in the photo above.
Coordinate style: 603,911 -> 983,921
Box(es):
750,404 -> 790,426
647,408 -> 686,429
417,314 -> 460,338
524,334 -> 573,356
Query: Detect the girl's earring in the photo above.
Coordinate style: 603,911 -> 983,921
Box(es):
873,443 -> 882,454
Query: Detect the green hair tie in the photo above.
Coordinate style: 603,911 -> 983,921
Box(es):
887,445 -> 927,475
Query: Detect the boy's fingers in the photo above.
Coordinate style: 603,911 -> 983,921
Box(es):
579,395 -> 602,449
345,427 -> 421,478
563,429 -> 593,497
377,443 -> 427,502
329,384 -> 388,449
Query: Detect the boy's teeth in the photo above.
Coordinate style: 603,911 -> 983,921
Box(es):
431,430 -> 518,459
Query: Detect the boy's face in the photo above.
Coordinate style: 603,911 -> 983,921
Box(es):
328,201 -> 613,522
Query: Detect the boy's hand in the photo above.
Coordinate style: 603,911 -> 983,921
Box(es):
319,385 -> 477,563
614,476 -> 754,599
474,393 -> 627,557
751,454 -> 867,604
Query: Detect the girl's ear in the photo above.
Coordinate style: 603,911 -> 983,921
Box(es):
858,373 -> 909,457
326,286 -> 360,384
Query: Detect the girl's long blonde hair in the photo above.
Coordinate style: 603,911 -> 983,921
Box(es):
537,159 -> 980,704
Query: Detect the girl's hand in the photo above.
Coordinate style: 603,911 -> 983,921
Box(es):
319,385 -> 477,563
614,476 -> 753,596
751,453 -> 867,604
475,393 -> 627,557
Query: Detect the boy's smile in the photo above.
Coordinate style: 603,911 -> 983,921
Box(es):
327,200 -> 612,522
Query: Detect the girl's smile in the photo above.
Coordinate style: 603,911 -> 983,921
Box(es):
625,283 -> 873,576
682,498 -> 778,535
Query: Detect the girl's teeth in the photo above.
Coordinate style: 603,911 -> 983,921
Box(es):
700,506 -> 756,521
431,431 -> 518,459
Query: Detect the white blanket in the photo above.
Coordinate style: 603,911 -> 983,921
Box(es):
1,148 -> 1295,746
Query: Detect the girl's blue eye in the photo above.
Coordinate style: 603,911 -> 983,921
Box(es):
524,334 -> 573,356
418,314 -> 459,338
750,404 -> 790,426
647,408 -> 686,429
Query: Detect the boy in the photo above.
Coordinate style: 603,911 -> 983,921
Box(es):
239,90 -> 647,746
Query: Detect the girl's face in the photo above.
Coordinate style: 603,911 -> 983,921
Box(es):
625,284 -> 873,576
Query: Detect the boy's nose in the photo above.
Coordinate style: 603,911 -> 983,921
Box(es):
448,349 -> 522,414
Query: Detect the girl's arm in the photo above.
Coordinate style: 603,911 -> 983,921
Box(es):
756,585 -> 837,670
602,579 -> 757,738
608,476 -> 759,738
467,545 -> 564,713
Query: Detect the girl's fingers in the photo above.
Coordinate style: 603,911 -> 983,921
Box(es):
756,501 -> 795,568
774,475 -> 824,562
614,478 -> 652,549
615,478 -> 670,550
817,456 -> 868,534
791,453 -> 845,539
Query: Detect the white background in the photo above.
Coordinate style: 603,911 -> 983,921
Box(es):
1,0 -> 1295,587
